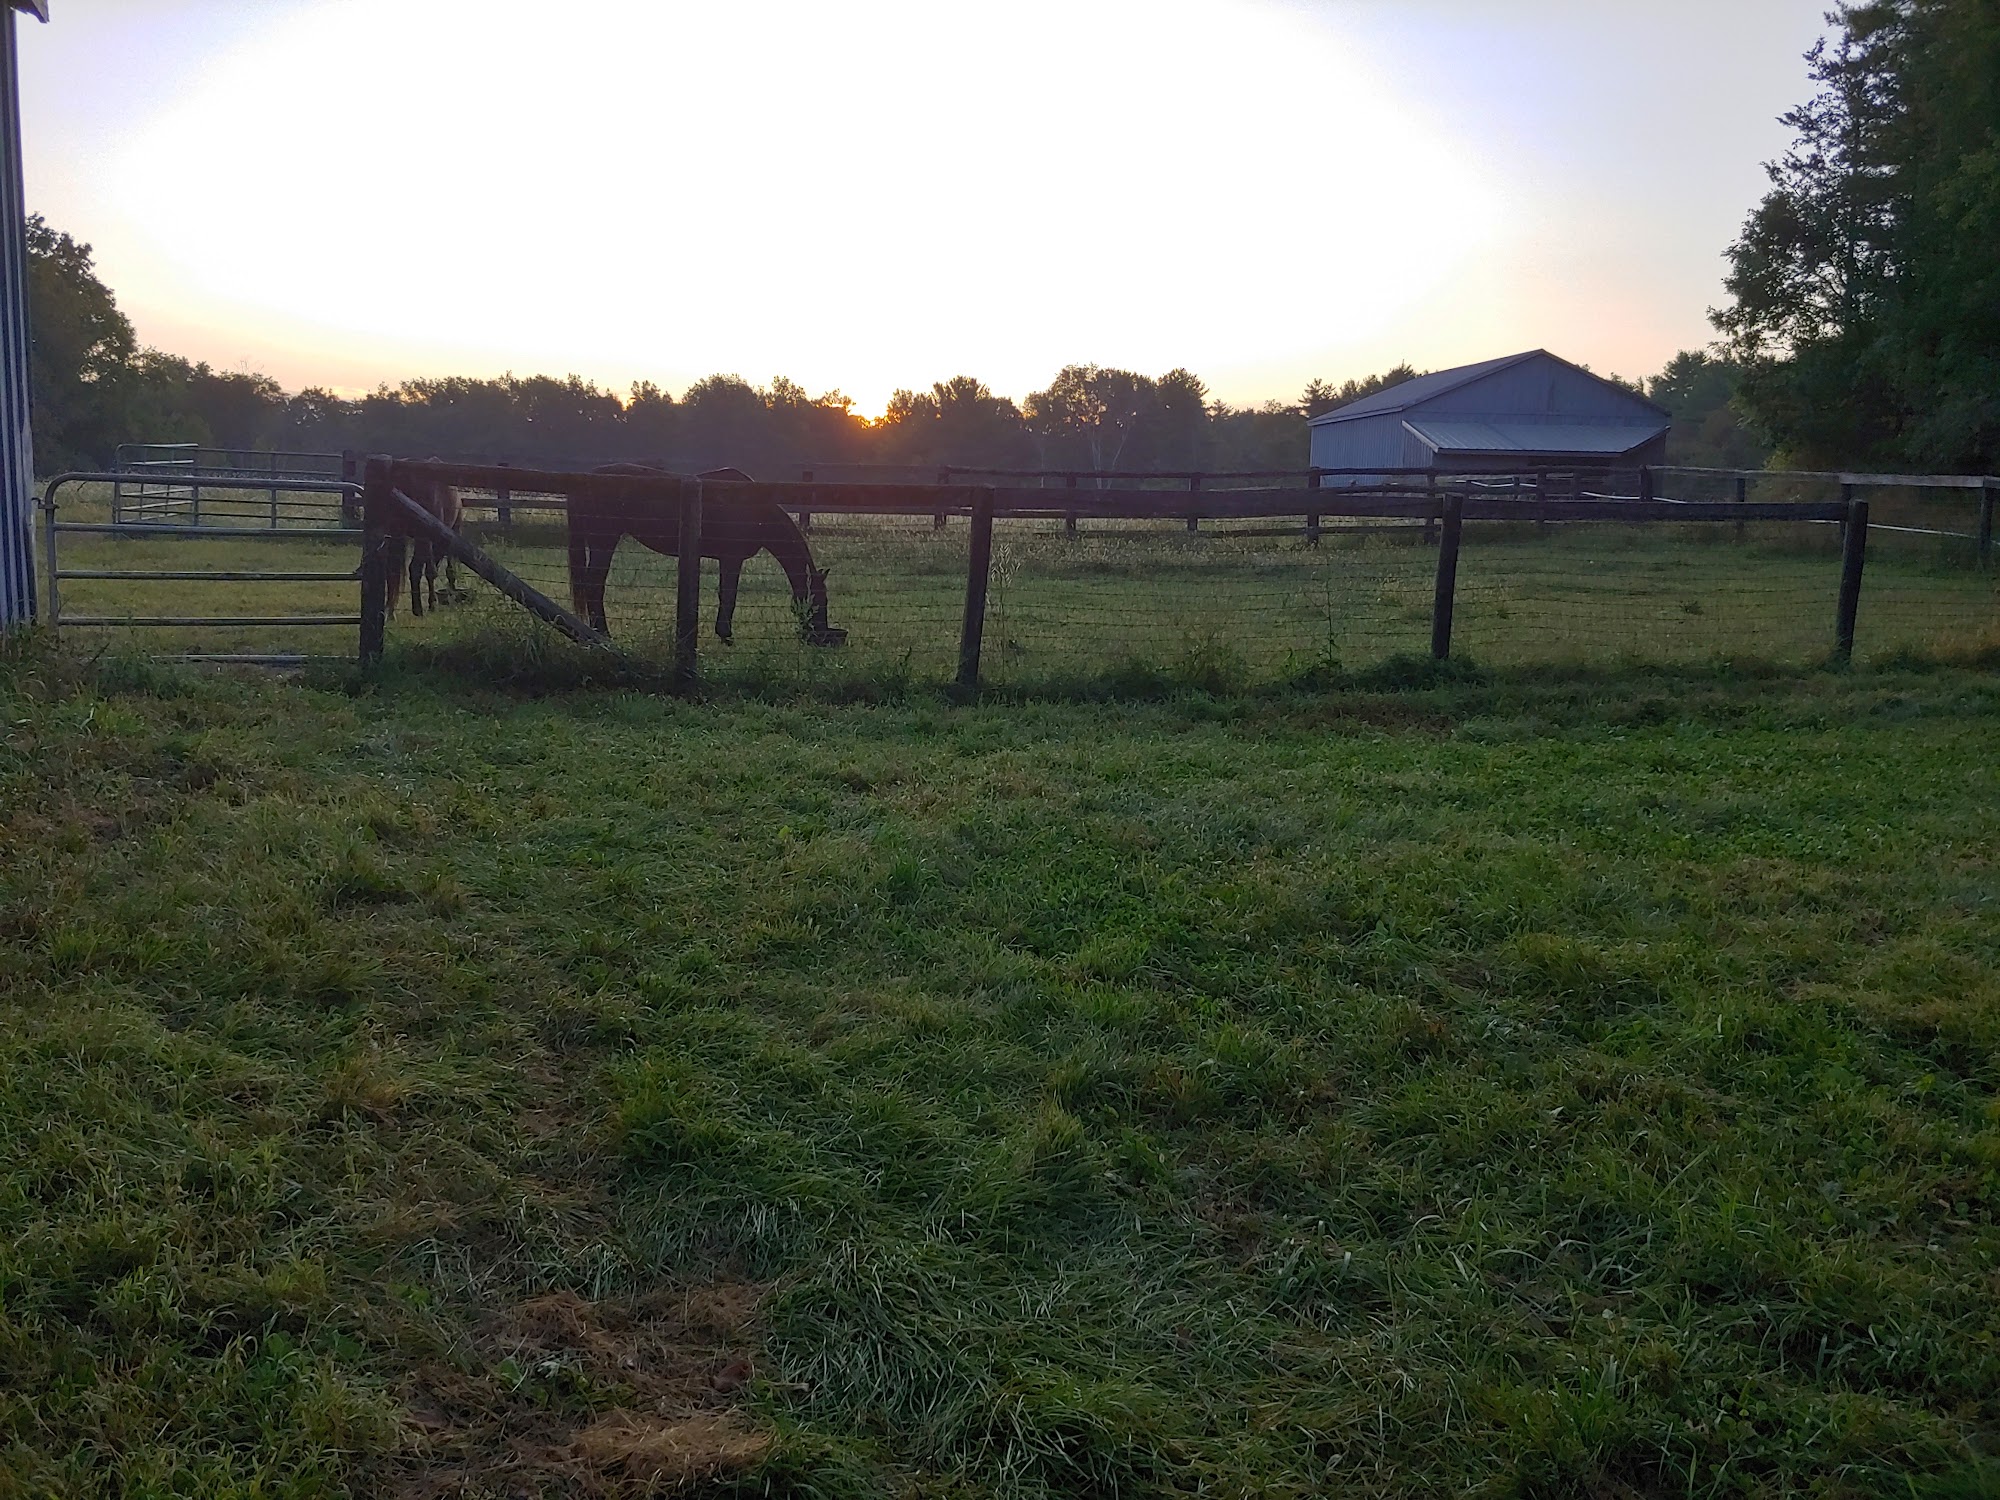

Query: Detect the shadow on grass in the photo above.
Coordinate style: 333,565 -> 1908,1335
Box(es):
8,615 -> 1997,730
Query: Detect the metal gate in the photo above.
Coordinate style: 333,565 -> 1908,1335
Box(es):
41,469 -> 363,663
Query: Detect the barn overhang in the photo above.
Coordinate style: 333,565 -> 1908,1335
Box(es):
1402,416 -> 1667,463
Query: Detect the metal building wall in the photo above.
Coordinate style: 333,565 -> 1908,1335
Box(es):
1307,351 -> 1671,484
0,5 -> 36,630
1307,413 -> 1424,486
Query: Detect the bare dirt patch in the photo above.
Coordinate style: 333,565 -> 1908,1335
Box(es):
390,1283 -> 770,1498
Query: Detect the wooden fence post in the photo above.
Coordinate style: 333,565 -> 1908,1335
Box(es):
1839,482 -> 1854,546
496,459 -> 512,529
1638,466 -> 1655,504
359,455 -> 390,663
957,487 -> 996,692
268,449 -> 281,526
1430,491 -> 1464,660
1978,483 -> 1994,567
1186,473 -> 1201,534
1735,474 -> 1747,542
1306,469 -> 1321,547
1835,493 -> 1869,663
1424,472 -> 1440,546
340,450 -> 358,527
935,465 -> 951,530
675,476 -> 703,689
798,468 -> 813,533
1065,473 -> 1078,537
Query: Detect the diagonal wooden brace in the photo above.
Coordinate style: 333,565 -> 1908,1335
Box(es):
386,486 -> 615,651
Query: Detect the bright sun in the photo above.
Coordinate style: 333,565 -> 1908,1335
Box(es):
95,0 -> 1505,412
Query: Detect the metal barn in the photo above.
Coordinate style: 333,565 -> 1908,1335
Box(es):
0,0 -> 47,632
1307,349 -> 1671,484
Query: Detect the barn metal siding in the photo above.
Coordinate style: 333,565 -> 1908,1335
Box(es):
0,5 -> 36,630
1307,350 -> 1668,482
1307,412 -> 1425,485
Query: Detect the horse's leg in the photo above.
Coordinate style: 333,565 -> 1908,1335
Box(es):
586,538 -> 613,636
409,548 -> 426,618
715,554 -> 741,642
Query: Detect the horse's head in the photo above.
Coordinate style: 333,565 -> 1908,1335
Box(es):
798,566 -> 845,647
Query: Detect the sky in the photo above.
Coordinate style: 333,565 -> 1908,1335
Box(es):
19,0 -> 1832,416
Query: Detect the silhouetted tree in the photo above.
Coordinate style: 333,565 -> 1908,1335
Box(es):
1715,0 -> 2000,469
26,215 -> 138,468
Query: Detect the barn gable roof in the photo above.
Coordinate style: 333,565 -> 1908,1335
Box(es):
1308,349 -> 1669,427
1309,353 -> 1534,426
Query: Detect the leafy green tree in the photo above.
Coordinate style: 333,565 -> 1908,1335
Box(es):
1023,365 -> 1160,472
1299,363 -> 1418,420
623,380 -> 678,461
1207,399 -> 1306,472
1883,0 -> 2000,468
678,374 -> 768,467
1715,1 -> 2000,470
1647,351 -> 1771,468
766,376 -> 868,469
879,376 -> 1028,468
1152,369 -> 1208,469
279,387 -> 358,453
184,367 -> 284,451
25,215 -> 138,468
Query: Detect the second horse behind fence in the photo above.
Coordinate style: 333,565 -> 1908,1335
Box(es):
385,471 -> 464,618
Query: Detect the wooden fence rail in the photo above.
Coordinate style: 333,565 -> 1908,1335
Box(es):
361,456 -> 1916,688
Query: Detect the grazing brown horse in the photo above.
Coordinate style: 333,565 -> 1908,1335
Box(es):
385,467 -> 464,618
567,464 -> 843,644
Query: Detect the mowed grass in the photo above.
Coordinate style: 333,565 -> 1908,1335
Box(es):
4,636 -> 2000,1498
39,482 -> 1999,682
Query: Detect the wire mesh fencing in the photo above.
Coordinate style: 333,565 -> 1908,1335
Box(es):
38,460 -> 2000,685
980,517 -> 1436,685
371,464 -> 2000,688
1451,519 -> 1841,668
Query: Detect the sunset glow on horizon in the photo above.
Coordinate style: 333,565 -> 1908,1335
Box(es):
22,0 -> 1830,414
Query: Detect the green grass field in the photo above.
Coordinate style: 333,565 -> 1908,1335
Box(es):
3,634 -> 1998,1496
36,482 -> 1999,683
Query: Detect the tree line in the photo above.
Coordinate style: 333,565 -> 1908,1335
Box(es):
28,212 -> 1762,480
1716,0 -> 2000,471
